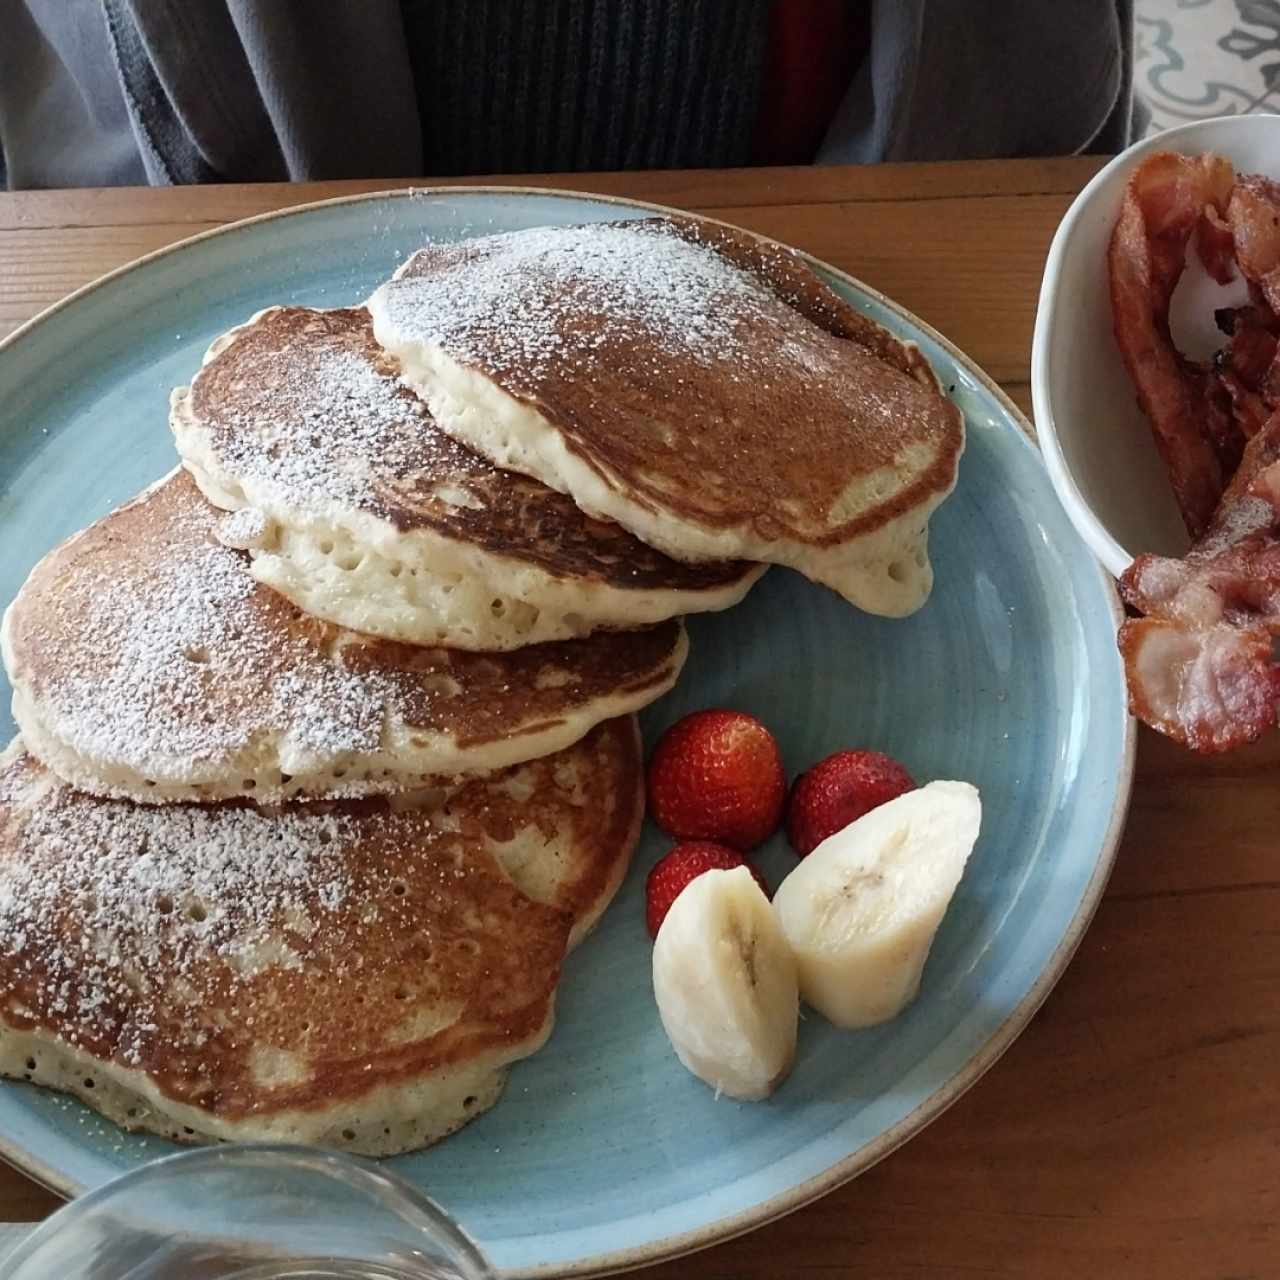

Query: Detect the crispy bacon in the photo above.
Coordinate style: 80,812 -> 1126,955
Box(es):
1200,203 -> 1239,285
1118,420 -> 1280,750
1216,305 -> 1278,393
1203,370 -> 1249,477
1211,304 -> 1280,454
1227,174 -> 1280,313
1117,617 -> 1279,752
1215,409 -> 1280,513
1109,152 -> 1236,537
1214,302 -> 1279,359
1110,155 -> 1280,751
1121,535 -> 1280,632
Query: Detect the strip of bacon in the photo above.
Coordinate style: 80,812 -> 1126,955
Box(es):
1198,407 -> 1280,554
1200,203 -> 1238,285
1117,617 -> 1279,752
1214,304 -> 1279,378
1203,369 -> 1249,478
1207,303 -> 1280,468
1109,152 -> 1236,537
1118,417 -> 1280,750
1121,535 -> 1280,631
1228,174 -> 1280,313
1215,305 -> 1277,440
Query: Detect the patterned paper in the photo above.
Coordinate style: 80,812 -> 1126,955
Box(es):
1137,0 -> 1280,133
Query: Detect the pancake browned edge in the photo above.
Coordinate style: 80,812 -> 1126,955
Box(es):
171,305 -> 763,651
0,718 -> 642,1155
369,216 -> 965,617
0,469 -> 686,804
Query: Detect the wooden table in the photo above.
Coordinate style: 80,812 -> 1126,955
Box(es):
2,159 -> 1278,1279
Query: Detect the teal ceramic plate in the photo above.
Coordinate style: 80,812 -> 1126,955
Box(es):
0,189 -> 1133,1277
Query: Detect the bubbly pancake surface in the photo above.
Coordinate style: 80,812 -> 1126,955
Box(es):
476,715 -> 643,950
1,470 -> 685,803
0,718 -> 641,1153
369,217 -> 965,615
173,305 -> 760,649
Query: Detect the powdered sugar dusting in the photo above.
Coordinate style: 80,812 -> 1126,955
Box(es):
373,221 -> 785,381
186,308 -> 491,519
6,472 -> 684,802
0,753 -> 359,1064
216,505 -> 271,550
54,509 -> 260,766
16,479 -> 399,786
368,219 -> 963,603
179,306 -> 754,601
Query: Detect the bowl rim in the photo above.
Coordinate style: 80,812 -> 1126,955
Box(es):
1031,111 -> 1280,579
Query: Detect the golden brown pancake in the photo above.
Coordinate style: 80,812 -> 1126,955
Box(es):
171,305 -> 762,650
0,718 -> 642,1154
1,470 -> 685,803
394,715 -> 644,951
369,216 -> 965,616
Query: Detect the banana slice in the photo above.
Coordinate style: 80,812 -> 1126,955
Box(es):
652,866 -> 798,1101
772,780 -> 981,1029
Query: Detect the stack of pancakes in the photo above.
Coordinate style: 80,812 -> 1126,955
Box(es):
0,215 -> 963,1154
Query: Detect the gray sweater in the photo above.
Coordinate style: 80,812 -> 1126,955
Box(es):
1,0 -> 1141,190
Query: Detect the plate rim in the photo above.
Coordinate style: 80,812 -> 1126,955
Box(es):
0,184 -> 1136,1278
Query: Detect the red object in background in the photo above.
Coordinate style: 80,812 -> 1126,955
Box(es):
753,0 -> 870,166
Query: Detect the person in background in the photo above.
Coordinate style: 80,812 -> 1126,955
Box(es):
0,0 -> 1142,191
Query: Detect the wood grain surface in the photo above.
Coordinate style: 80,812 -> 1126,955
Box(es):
2,158 -> 1277,1279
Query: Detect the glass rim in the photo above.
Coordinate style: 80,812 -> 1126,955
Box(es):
3,1142 -> 492,1278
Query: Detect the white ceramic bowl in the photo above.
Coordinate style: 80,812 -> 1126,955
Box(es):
1032,113 -> 1280,577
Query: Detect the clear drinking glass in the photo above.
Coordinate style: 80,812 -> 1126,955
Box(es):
2,1143 -> 492,1280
